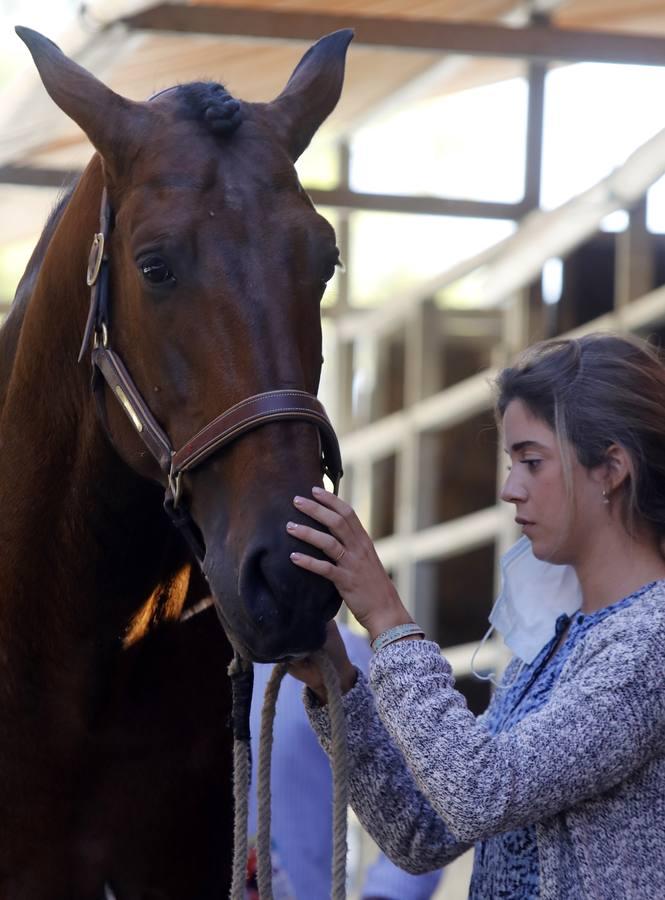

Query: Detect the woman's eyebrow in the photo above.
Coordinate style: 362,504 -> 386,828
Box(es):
509,440 -> 549,453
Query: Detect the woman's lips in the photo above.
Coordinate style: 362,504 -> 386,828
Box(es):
516,517 -> 535,532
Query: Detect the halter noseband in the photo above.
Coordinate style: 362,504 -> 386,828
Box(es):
80,187 -> 343,561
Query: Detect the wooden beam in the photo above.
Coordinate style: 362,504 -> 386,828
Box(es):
0,165 -> 80,189
123,3 -> 665,67
567,280 -> 665,337
374,505 -> 503,568
309,188 -> 524,220
614,197 -> 654,310
339,284 -> 665,472
523,60 -> 547,210
340,369 -> 495,464
323,2 -> 568,137
335,113 -> 665,342
0,165 -> 523,220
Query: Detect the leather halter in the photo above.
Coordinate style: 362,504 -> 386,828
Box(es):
80,188 -> 343,561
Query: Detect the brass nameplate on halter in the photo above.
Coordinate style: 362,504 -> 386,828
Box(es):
114,386 -> 144,433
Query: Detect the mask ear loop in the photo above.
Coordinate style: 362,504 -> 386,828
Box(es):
471,624 -> 525,690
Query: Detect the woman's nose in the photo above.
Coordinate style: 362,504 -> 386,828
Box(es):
500,469 -> 527,504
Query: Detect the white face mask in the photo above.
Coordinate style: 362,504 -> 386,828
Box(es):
472,536 -> 582,684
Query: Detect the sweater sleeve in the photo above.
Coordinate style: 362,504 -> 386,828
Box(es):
305,669 -> 471,873
370,626 -> 665,843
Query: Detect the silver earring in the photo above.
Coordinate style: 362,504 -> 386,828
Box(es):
602,489 -> 610,505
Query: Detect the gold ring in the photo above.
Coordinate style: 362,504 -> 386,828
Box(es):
335,548 -> 345,562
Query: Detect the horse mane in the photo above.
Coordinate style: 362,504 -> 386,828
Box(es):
0,182 -> 78,411
5,183 -> 76,324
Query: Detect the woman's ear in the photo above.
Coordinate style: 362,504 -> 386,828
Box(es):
603,443 -> 633,493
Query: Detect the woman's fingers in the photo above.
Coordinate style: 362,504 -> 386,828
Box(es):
288,490 -> 409,636
287,622 -> 357,700
287,656 -> 326,697
292,488 -> 362,541
290,550 -> 340,584
311,487 -> 363,534
286,521 -> 344,562
292,494 -> 346,535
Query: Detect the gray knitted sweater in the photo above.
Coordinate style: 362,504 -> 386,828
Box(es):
306,581 -> 665,899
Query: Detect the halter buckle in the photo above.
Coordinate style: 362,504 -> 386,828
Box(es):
92,322 -> 108,349
86,232 -> 105,287
168,462 -> 183,508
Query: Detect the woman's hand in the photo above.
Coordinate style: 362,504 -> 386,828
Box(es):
288,620 -> 357,703
287,487 -> 414,641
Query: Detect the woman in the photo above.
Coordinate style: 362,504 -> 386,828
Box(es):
286,333 -> 665,899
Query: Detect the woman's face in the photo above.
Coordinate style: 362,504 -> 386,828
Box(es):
500,399 -> 604,565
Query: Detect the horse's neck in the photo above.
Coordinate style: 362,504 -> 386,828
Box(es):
0,168 -> 185,718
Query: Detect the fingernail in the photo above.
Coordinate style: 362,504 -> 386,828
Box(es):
290,552 -> 300,560
287,521 -> 297,530
312,486 -> 323,494
294,496 -> 303,505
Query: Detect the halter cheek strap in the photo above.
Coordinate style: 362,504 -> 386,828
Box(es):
81,188 -> 343,561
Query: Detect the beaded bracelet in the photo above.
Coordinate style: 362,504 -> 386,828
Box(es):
370,622 -> 425,653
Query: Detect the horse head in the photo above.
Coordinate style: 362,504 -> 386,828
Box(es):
17,27 -> 352,663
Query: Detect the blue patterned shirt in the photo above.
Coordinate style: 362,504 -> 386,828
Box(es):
469,582 -> 656,899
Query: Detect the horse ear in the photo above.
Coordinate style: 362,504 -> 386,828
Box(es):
268,29 -> 354,161
15,26 -> 139,174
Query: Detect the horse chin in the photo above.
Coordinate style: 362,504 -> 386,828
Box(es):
201,553 -> 339,662
209,593 -> 332,663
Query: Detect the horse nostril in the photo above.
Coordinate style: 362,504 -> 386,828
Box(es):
232,537 -> 342,659
240,547 -> 294,628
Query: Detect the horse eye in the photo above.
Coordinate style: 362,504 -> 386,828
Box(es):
141,257 -> 175,285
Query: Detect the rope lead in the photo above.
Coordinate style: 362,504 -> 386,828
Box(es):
256,661 -> 288,899
229,650 -> 349,899
312,650 -> 349,900
228,655 -> 254,900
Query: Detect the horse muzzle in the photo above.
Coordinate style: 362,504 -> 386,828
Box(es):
202,532 -> 341,663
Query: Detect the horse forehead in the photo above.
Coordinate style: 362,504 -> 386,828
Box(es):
128,142 -> 297,212
137,105 -> 285,167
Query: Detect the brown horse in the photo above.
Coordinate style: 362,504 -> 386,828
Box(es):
1,26 -> 352,899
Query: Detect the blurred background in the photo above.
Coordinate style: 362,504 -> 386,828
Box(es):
3,1 -> 665,895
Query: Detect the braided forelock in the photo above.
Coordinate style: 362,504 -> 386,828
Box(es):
173,81 -> 243,137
